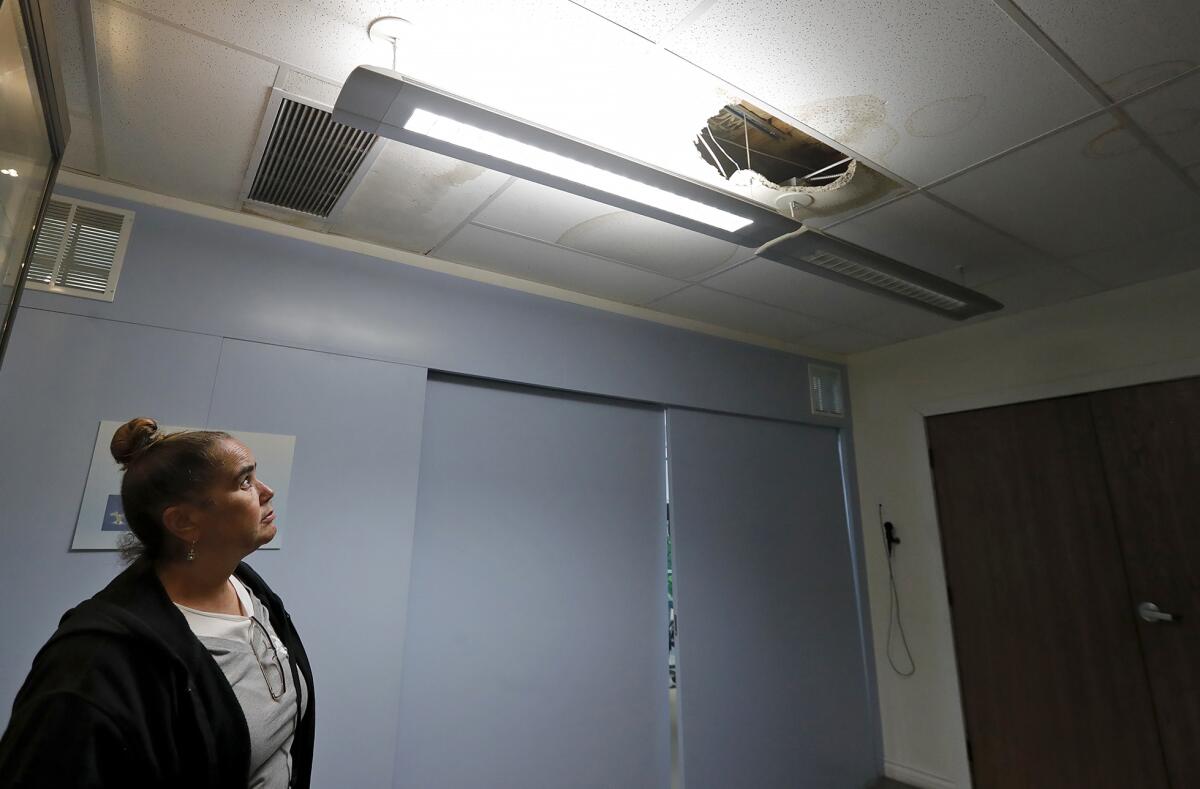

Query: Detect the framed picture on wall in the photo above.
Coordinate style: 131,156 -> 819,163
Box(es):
71,421 -> 297,551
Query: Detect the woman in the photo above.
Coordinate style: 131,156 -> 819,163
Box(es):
0,418 -> 315,788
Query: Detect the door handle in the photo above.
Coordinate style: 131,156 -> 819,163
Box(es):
1137,602 -> 1178,623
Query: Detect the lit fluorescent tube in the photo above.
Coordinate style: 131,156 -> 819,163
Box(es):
403,109 -> 751,233
333,67 -> 1003,319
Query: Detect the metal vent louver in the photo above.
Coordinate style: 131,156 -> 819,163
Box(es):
21,197 -> 133,302
809,364 -> 844,416
801,250 -> 968,313
758,229 -> 1002,320
247,98 -> 378,217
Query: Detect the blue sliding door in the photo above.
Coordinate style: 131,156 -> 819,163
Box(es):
667,408 -> 876,789
394,377 -> 669,789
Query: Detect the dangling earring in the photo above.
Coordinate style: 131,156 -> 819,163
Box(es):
186,539 -> 197,562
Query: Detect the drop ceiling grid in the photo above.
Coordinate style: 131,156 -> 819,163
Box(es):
1120,69 -> 1200,170
104,0 -> 381,84
434,223 -> 686,305
1001,0 -> 1200,100
570,0 -> 702,41
456,218 -> 761,299
470,179 -> 745,280
91,0 -> 280,209
659,0 -> 1103,187
331,142 -> 514,256
647,285 -> 838,344
929,110 -> 1200,260
58,0 -> 1200,355
820,192 -> 1054,288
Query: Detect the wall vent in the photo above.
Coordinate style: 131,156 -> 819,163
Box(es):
244,96 -> 379,218
809,364 -> 845,417
10,196 -> 134,302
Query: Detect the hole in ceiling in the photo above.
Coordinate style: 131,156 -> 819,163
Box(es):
695,102 -> 852,187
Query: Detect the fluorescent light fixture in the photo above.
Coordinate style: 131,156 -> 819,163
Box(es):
333,66 -> 1003,320
404,109 -> 752,233
756,227 -> 1002,319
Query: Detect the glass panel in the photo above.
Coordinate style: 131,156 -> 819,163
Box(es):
0,0 -> 55,320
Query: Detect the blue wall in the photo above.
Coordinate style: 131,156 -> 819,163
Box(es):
0,184 -> 877,785
22,185 -> 834,424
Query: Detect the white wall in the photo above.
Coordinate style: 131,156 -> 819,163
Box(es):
848,267 -> 1200,789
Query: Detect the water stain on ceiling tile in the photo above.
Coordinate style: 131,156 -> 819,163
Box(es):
1101,60 -> 1196,100
1084,121 -> 1141,159
787,95 -> 900,160
905,94 -> 987,138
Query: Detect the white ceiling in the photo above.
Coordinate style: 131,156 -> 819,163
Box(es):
51,0 -> 1200,356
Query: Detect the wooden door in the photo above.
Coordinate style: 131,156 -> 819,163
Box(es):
926,397 -> 1169,788
1090,378 -> 1200,789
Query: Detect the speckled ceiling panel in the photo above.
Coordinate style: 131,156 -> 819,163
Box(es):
436,223 -> 685,305
825,193 -> 1048,288
112,0 -> 396,82
92,1 -> 278,209
572,0 -> 704,40
51,0 -> 91,116
329,140 -> 511,255
1122,70 -> 1200,169
1010,0 -> 1200,100
51,0 -> 101,174
663,0 -> 1100,185
703,257 -> 902,325
649,285 -> 834,343
473,179 -> 743,280
930,112 -> 1200,258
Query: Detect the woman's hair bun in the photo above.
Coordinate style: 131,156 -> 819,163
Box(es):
110,417 -> 161,467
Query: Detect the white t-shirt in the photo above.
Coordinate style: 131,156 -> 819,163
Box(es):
175,576 -> 305,789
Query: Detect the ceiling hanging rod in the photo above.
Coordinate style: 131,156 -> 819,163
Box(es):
332,66 -> 1002,319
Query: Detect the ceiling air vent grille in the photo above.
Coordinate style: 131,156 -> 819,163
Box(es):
246,98 -> 378,217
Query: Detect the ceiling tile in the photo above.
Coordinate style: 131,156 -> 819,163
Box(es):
51,0 -> 91,116
436,224 -> 684,305
664,0 -> 1099,185
798,326 -> 897,355
703,258 -> 899,323
824,193 -> 1047,287
1011,0 -> 1199,99
62,113 -> 101,175
649,286 -> 833,342
572,0 -> 701,40
930,113 -> 1200,258
92,2 -> 278,209
473,179 -> 743,279
114,0 -> 387,84
1123,70 -> 1200,168
853,302 -> 961,341
331,142 -> 510,254
1067,221 -> 1200,287
975,263 -> 1104,311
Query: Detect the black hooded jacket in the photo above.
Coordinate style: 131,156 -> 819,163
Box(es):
0,559 -> 315,788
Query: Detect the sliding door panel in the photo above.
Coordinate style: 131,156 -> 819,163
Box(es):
667,409 -> 875,789
394,377 -> 668,789
927,399 -> 1168,788
1091,377 -> 1200,789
